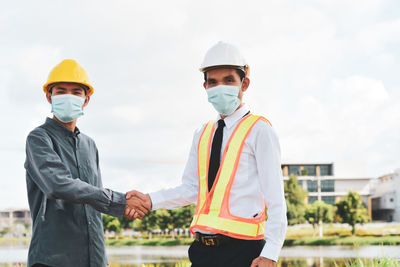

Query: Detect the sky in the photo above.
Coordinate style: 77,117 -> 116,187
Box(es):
0,0 -> 399,209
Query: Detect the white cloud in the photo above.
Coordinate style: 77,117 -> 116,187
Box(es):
0,0 -> 399,209
280,75 -> 399,177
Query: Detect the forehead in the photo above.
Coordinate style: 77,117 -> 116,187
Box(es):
52,82 -> 85,90
206,68 -> 240,79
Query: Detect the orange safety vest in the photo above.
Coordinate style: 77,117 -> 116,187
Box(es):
190,114 -> 272,240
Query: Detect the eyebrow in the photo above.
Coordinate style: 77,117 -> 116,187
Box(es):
223,75 -> 235,80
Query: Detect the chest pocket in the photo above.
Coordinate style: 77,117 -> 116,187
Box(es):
81,159 -> 99,186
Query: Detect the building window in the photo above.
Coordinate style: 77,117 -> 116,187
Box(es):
288,165 -> 301,176
303,165 -> 316,176
321,180 -> 335,192
322,196 -> 336,204
308,196 -> 318,204
13,211 -> 25,218
319,164 -> 333,176
307,181 -> 318,192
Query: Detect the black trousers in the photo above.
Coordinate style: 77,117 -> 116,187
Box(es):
189,238 -> 266,267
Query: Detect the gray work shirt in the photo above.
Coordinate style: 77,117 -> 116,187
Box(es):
24,118 -> 126,267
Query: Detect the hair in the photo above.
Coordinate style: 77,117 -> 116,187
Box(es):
203,69 -> 245,82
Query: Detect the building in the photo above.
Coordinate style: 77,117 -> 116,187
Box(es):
281,163 -> 372,216
0,209 -> 31,230
370,169 -> 400,222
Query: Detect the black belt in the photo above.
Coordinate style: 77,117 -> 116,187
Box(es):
194,232 -> 236,247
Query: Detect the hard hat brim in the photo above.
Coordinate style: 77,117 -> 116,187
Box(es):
200,64 -> 246,73
43,81 -> 94,96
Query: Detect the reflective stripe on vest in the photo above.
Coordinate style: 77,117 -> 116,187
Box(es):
190,114 -> 272,240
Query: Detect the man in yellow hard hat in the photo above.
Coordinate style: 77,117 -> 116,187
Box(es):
24,59 -> 150,267
126,42 -> 287,267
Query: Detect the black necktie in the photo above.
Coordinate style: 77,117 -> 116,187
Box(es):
208,119 -> 225,191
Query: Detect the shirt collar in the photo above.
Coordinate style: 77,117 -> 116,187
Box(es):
45,117 -> 80,137
217,104 -> 250,129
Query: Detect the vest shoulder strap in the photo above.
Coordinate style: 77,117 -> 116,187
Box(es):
258,116 -> 272,127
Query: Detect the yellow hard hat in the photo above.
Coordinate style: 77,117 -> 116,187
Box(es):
43,59 -> 94,96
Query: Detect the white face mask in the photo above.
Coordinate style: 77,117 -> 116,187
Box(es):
51,94 -> 85,123
206,84 -> 241,116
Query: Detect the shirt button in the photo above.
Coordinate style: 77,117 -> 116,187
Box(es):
88,221 -> 91,225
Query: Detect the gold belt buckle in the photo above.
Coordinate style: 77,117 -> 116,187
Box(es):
202,237 -> 216,246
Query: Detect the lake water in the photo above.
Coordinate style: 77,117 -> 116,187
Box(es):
0,245 -> 399,266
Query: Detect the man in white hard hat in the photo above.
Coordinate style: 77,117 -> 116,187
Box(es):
126,42 -> 287,267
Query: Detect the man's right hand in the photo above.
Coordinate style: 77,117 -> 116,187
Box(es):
124,190 -> 152,220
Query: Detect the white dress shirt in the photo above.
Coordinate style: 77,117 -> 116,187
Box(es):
149,104 -> 287,262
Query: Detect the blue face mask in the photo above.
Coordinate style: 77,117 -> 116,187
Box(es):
206,85 -> 241,116
51,94 -> 85,123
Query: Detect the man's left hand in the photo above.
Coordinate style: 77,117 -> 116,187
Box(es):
250,256 -> 276,267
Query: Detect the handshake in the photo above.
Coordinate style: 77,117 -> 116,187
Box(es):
124,190 -> 152,220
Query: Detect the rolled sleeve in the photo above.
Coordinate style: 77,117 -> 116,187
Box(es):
107,191 -> 127,217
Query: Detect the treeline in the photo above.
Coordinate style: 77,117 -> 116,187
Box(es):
103,175 -> 370,237
103,205 -> 195,236
285,175 -> 370,235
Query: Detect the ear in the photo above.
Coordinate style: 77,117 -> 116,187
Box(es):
46,91 -> 52,104
241,77 -> 250,92
82,95 -> 90,109
203,81 -> 207,89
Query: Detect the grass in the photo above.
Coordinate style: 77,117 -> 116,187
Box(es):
283,223 -> 400,247
284,235 -> 400,246
139,261 -> 191,267
285,224 -> 400,239
105,237 -> 193,247
0,237 -> 30,246
335,257 -> 399,267
2,224 -> 400,248
127,258 -> 400,267
104,234 -> 400,247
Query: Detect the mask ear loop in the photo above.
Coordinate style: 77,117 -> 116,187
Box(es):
239,78 -> 245,93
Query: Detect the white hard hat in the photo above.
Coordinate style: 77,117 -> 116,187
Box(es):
200,41 -> 248,73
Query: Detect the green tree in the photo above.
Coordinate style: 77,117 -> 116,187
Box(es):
107,219 -> 121,234
102,214 -> 114,231
170,204 -> 195,230
118,216 -> 133,229
305,201 -> 334,237
284,174 -> 307,225
132,219 -> 143,232
0,226 -> 11,236
156,209 -> 174,234
102,214 -> 122,238
140,210 -> 159,239
335,190 -> 370,235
